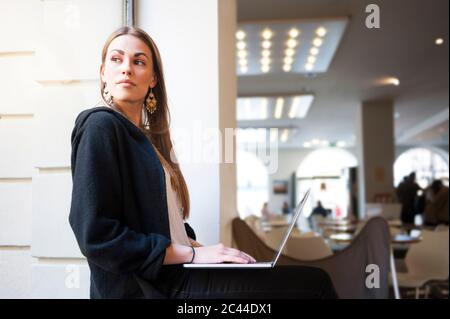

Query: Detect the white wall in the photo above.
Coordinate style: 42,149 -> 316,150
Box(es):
137,0 -> 237,246
0,0 -> 122,299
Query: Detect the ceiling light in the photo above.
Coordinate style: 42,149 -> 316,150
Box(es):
262,28 -> 273,40
274,97 -> 284,119
375,77 -> 401,86
287,38 -> 298,48
238,59 -> 247,67
435,38 -> 444,45
312,139 -> 320,145
310,47 -> 319,55
261,65 -> 270,73
270,128 -> 278,142
244,99 -> 251,119
280,129 -> 289,142
320,140 -> 330,147
237,98 -> 272,120
236,30 -> 246,40
386,77 -> 400,86
261,98 -> 268,119
303,142 -> 312,148
240,66 -> 248,73
288,100 -> 298,118
316,27 -> 327,37
262,40 -> 272,49
285,48 -> 295,57
336,141 -> 346,148
288,95 -> 314,118
283,64 -> 292,72
284,56 -> 294,65
307,56 -> 316,64
237,50 -> 247,59
236,18 -> 348,75
260,57 -> 271,65
236,41 -> 246,50
312,37 -> 323,47
262,50 -> 271,58
289,28 -> 300,38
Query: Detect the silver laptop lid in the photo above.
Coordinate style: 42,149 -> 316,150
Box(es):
271,188 -> 311,266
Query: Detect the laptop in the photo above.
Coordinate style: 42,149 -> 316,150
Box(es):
183,188 -> 311,269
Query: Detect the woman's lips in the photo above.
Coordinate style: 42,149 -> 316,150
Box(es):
117,82 -> 135,88
117,79 -> 136,87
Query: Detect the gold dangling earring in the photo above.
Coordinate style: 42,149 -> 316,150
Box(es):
145,88 -> 157,114
103,83 -> 114,105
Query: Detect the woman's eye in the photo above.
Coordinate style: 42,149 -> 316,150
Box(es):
135,60 -> 146,66
111,57 -> 121,62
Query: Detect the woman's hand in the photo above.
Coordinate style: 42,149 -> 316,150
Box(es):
192,244 -> 256,264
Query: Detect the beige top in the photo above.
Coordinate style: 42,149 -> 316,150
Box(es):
154,149 -> 191,246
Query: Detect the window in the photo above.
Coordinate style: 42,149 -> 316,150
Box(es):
236,151 -> 269,219
394,147 -> 449,188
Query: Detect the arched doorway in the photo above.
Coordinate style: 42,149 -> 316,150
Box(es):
296,148 -> 358,219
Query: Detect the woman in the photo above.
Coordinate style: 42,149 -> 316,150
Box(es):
69,26 -> 337,299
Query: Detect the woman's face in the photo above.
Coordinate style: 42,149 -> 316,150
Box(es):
101,34 -> 157,105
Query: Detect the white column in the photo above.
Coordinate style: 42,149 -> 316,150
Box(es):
0,0 -> 123,299
0,0 -> 41,299
356,99 -> 396,218
32,0 -> 123,298
137,0 -> 237,246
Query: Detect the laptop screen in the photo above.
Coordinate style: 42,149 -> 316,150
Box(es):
271,189 -> 311,266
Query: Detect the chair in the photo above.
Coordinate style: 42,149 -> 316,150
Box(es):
435,224 -> 449,232
286,235 -> 333,261
264,226 -> 288,251
395,228 -> 449,298
244,215 -> 266,240
244,214 -> 259,228
232,216 -> 392,298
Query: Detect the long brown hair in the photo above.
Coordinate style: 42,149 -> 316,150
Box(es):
100,26 -> 190,219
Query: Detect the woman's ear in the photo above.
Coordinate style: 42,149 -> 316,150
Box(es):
150,74 -> 158,89
100,64 -> 105,83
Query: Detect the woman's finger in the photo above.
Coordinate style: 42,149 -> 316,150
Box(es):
241,252 -> 256,263
223,247 -> 255,263
223,255 -> 250,264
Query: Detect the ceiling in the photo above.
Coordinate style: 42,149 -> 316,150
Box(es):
236,0 -> 449,149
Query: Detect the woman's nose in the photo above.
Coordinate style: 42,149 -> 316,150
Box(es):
121,59 -> 132,75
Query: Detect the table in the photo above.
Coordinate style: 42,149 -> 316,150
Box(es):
261,219 -> 291,228
328,233 -> 353,242
318,219 -> 357,227
391,234 -> 422,245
